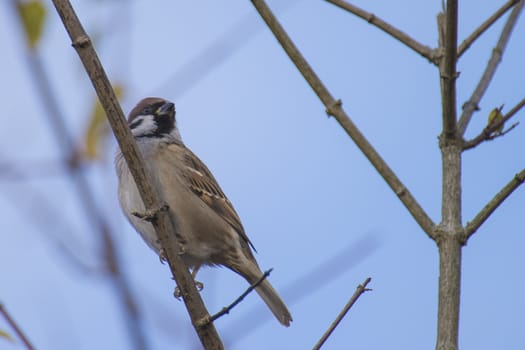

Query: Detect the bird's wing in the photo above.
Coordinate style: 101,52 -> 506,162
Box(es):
169,143 -> 256,252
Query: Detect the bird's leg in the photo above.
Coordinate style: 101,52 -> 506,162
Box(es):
173,264 -> 203,299
158,246 -> 167,264
192,265 -> 204,291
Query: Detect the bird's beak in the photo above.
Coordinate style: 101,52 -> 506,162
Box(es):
156,102 -> 175,116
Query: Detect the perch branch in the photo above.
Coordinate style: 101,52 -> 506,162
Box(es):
458,0 -> 521,57
324,0 -> 438,64
199,269 -> 273,326
457,0 -> 525,135
312,277 -> 372,350
51,1 -> 223,348
251,0 -> 437,239
463,168 -> 525,241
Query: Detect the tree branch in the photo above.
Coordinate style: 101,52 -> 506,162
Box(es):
439,1 -> 459,139
458,0 -> 521,58
463,168 -> 525,241
250,0 -> 436,239
50,1 -> 224,349
436,3 -> 463,350
457,0 -> 525,135
324,0 -> 438,64
0,304 -> 36,350
312,277 -> 372,350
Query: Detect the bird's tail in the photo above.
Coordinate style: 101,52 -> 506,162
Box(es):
254,278 -> 292,327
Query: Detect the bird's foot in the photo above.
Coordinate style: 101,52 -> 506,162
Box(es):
173,280 -> 204,299
131,204 -> 169,222
177,242 -> 186,256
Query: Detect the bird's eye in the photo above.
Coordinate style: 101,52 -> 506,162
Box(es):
129,118 -> 143,130
142,106 -> 153,115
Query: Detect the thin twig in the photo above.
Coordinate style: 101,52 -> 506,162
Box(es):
251,0 -> 436,239
200,269 -> 273,326
51,1 -> 223,348
324,0 -> 438,64
463,97 -> 525,150
463,168 -> 525,241
458,0 -> 520,57
312,277 -> 372,350
222,235 -> 380,348
0,304 -> 36,350
457,0 -> 525,135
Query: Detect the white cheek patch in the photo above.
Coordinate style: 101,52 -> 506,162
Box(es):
131,115 -> 157,137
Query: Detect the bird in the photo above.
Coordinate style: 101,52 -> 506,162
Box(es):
115,97 -> 292,326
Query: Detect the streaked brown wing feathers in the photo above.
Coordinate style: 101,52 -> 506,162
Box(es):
175,145 -> 256,251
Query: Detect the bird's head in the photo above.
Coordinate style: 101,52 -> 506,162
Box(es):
127,97 -> 181,142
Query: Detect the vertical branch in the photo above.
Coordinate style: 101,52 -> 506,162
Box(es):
435,143 -> 463,350
435,236 -> 462,350
50,1 -> 224,349
439,0 -> 458,138
436,2 -> 462,350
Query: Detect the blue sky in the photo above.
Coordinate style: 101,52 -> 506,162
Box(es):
1,1 -> 524,349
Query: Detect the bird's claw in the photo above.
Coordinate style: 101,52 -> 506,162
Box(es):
195,281 -> 203,291
173,280 -> 204,300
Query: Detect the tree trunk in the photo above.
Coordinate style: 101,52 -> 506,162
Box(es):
436,235 -> 462,350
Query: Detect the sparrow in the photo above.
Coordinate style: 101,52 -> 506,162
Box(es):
115,97 -> 292,326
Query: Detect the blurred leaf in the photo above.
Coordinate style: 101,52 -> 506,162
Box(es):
0,329 -> 14,342
487,105 -> 504,134
16,0 -> 47,49
83,85 -> 124,160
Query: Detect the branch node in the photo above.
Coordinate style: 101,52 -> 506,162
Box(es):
395,186 -> 407,197
440,71 -> 459,81
515,170 -> 525,183
195,315 -> 212,328
325,99 -> 342,117
71,35 -> 90,48
430,48 -> 444,63
461,100 -> 480,112
464,168 -> 525,240
132,203 -> 169,223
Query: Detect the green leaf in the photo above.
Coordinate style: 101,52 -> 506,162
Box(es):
16,1 -> 47,49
